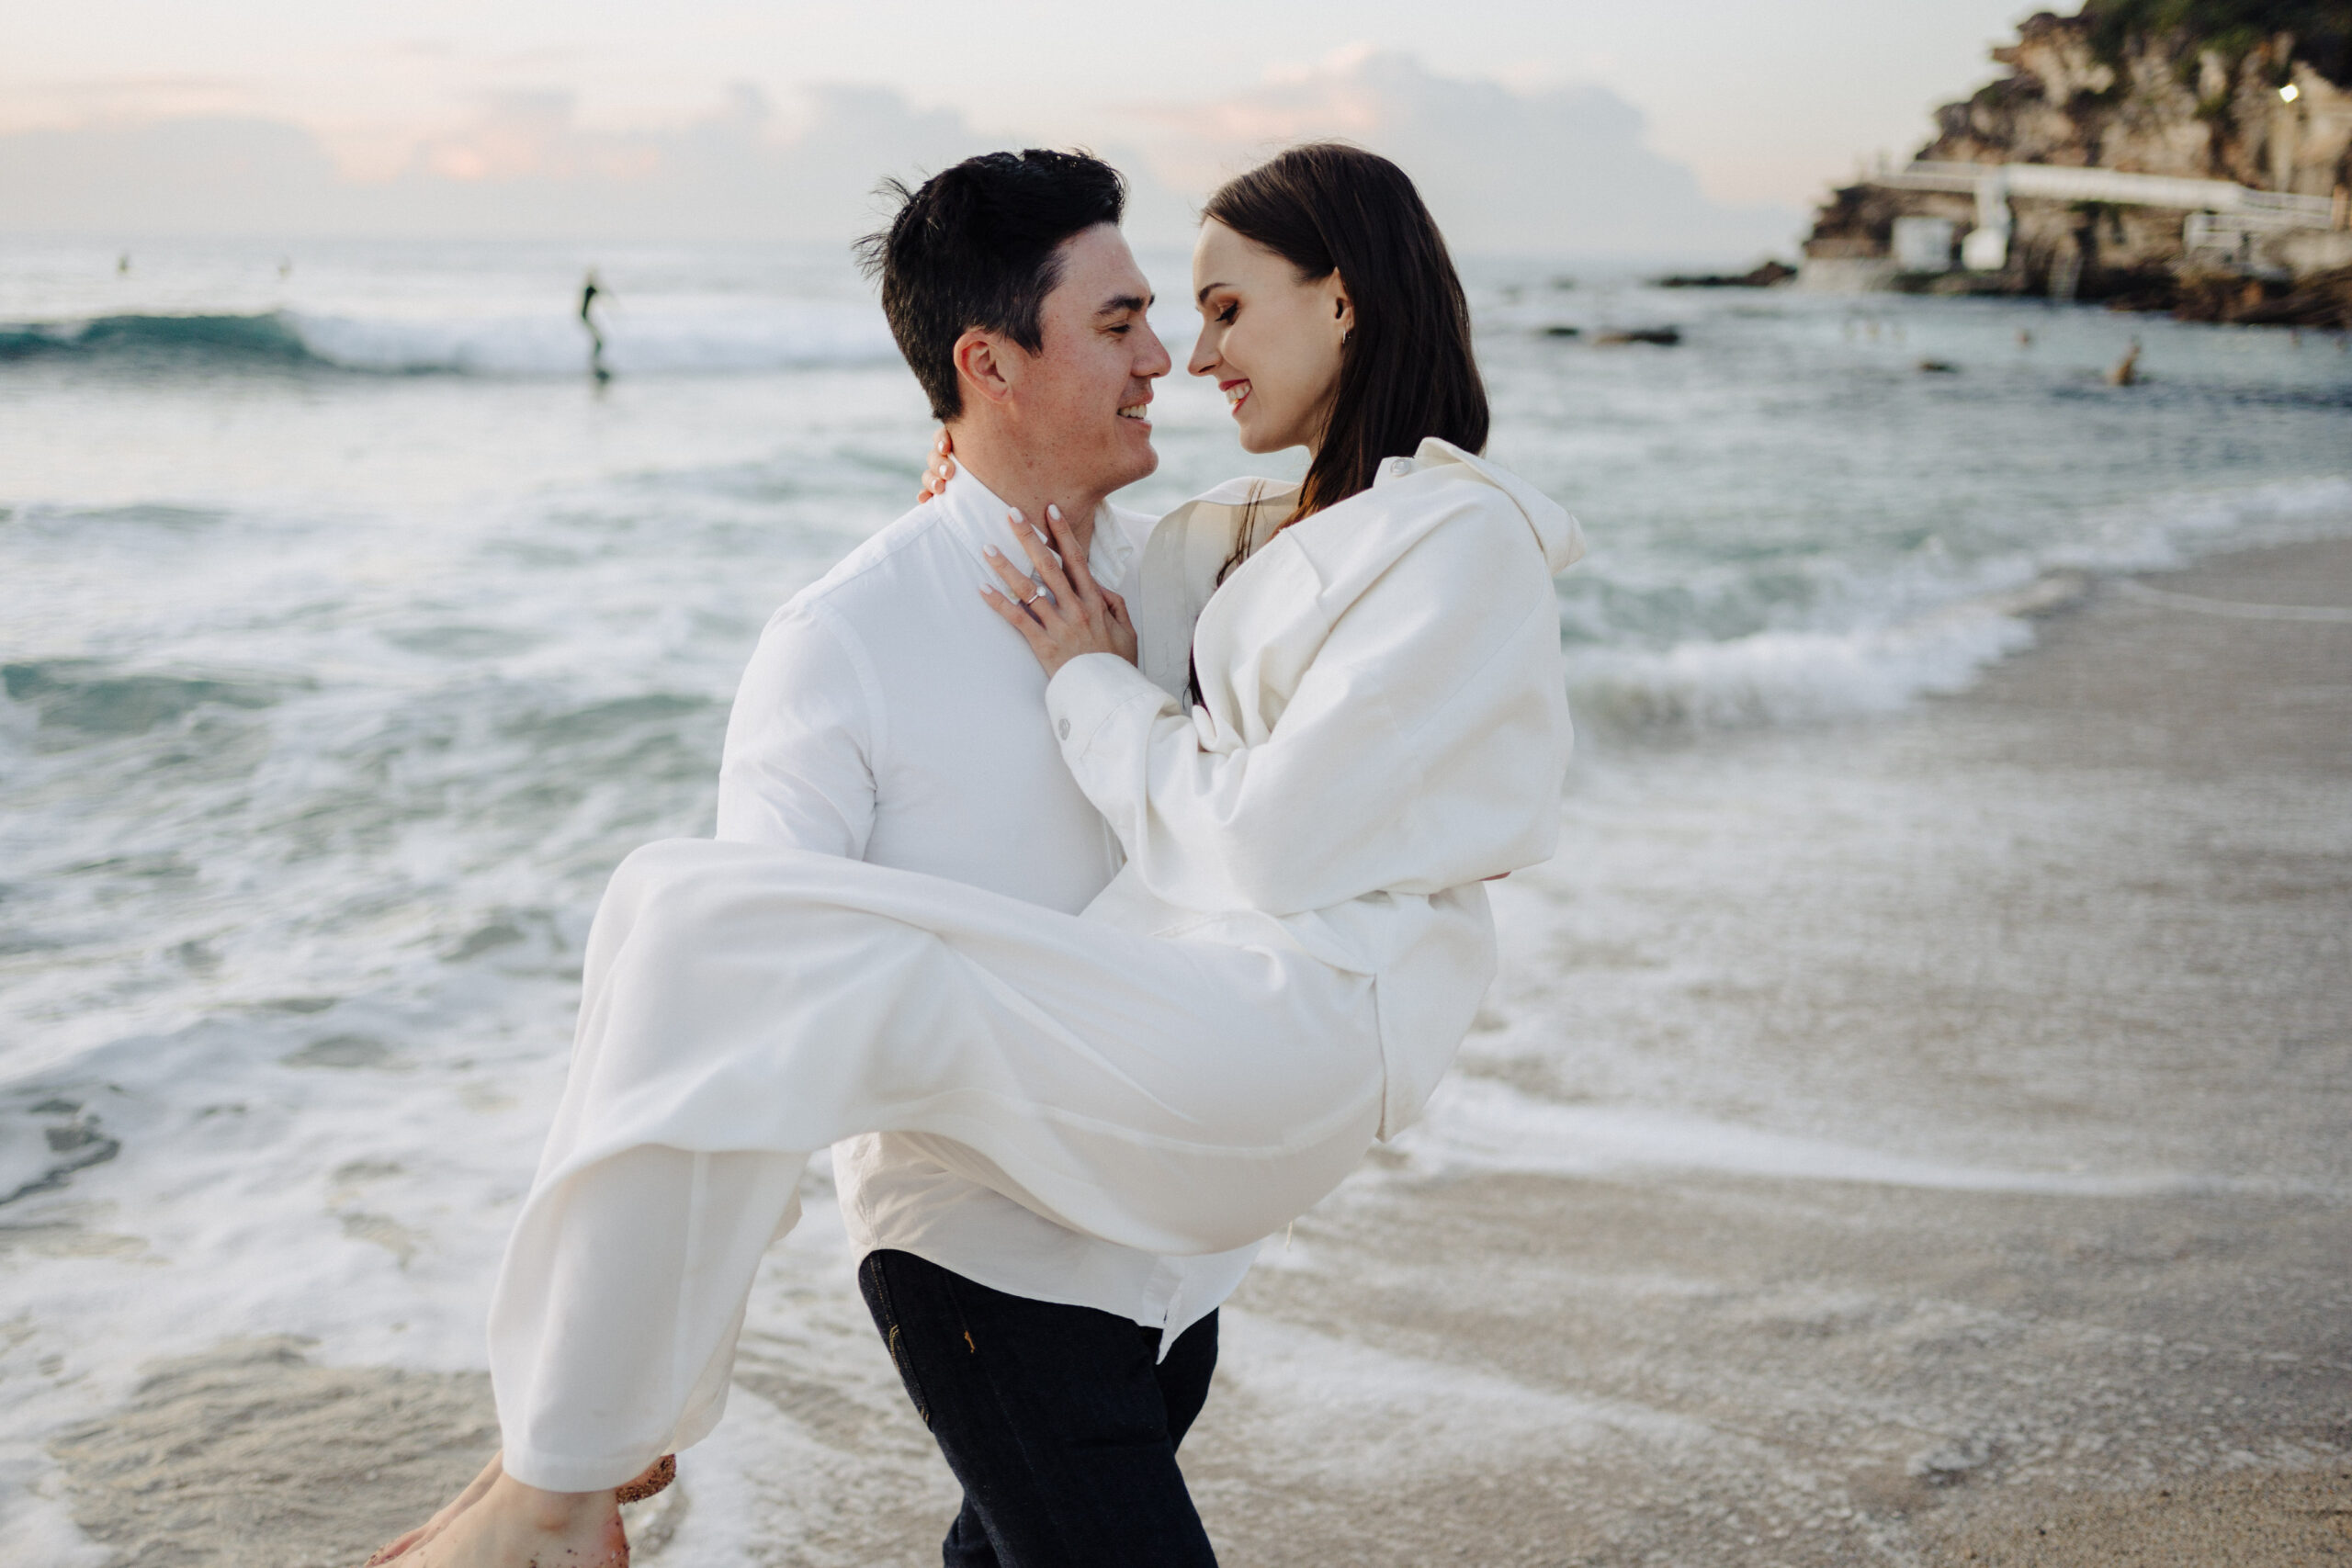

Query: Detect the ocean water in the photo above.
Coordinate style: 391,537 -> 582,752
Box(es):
2,236 -> 2348,1562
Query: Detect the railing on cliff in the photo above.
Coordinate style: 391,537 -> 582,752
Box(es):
1869,158 -> 2344,270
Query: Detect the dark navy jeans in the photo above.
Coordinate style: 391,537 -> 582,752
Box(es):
857,1248 -> 1221,1567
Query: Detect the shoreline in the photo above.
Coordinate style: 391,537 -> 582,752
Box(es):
29,536 -> 2352,1566
1188,535 -> 2350,1564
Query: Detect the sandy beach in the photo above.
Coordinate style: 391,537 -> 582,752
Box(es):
32,536 -> 2352,1566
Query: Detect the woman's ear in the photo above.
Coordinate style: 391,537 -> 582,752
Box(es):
954,329 -> 1018,407
1328,278 -> 1355,347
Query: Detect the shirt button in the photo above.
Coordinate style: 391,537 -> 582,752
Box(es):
1057,717 -> 1071,739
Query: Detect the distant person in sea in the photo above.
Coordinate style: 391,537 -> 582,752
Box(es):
364,143 -> 1580,1568
2109,336 -> 2142,387
578,268 -> 609,384
117,253 -> 130,276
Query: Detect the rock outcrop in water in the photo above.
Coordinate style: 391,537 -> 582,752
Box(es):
1804,2 -> 2352,323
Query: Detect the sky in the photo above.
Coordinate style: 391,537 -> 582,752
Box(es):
0,1 -> 2041,258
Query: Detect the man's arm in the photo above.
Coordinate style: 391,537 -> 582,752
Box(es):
716,603 -> 878,858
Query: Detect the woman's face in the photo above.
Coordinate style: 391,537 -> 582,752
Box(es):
1188,220 -> 1353,456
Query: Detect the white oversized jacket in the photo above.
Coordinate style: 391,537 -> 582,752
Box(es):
1046,437 -> 1584,1135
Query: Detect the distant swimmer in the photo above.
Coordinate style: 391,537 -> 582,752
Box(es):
117,254 -> 130,276
279,257 -> 293,280
579,268 -> 610,384
2017,328 -> 2033,347
2107,337 -> 2141,387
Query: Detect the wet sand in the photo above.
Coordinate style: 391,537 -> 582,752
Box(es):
45,540 -> 2352,1566
1178,537 -> 2352,1565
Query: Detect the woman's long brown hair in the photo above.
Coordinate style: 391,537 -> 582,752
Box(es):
1202,142 -> 1489,581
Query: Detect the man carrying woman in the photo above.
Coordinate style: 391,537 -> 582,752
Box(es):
368,140 -> 1581,1567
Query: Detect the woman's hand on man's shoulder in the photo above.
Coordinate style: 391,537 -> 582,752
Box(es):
918,430 -> 956,503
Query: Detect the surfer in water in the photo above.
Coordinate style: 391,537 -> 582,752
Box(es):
579,269 -> 610,384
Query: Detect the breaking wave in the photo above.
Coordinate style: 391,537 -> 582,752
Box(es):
0,305 -> 899,377
1566,592 -> 2045,734
1566,475 -> 2352,736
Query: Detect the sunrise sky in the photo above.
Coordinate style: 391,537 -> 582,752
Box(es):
2,1 -> 2039,256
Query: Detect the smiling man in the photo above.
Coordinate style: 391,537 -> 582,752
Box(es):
714,150 -> 1239,1566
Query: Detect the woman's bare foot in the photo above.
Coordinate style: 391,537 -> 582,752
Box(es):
364,1454 -> 670,1565
366,1453 -> 504,1565
404,1471 -> 625,1568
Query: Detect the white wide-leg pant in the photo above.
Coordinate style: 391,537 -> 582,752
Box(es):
490,839 -> 1385,1491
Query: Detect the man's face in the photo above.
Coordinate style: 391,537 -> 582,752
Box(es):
1008,223 -> 1170,495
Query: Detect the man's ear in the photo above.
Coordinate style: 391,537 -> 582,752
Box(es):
953,329 -> 1020,408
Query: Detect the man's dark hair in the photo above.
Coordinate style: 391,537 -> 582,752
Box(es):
854,149 -> 1126,422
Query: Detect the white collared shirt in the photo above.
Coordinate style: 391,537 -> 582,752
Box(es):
715,468 -> 1260,1343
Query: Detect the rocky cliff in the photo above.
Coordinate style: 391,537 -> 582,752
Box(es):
1804,2 -> 2352,322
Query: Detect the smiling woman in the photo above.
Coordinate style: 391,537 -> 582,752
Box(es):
1194,144 -> 1487,515
1188,141 -> 1490,584
1189,219 -> 1350,456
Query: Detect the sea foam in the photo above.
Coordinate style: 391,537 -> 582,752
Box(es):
1560,474 -> 2352,735
6,244 -> 2350,1562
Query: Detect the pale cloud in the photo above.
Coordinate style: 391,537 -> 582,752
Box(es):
0,118 -> 345,237
2,73 -> 264,129
0,54 -> 1795,259
0,1 -> 2038,215
1131,48 -> 1800,258
0,85 -> 993,242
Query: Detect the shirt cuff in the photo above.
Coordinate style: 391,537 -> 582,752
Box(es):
1045,652 -> 1170,769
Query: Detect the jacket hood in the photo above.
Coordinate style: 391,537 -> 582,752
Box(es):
1395,438 -> 1585,575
